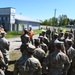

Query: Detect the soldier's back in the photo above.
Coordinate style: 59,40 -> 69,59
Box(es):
14,55 -> 42,75
33,47 -> 45,63
43,50 -> 69,75
67,46 -> 75,62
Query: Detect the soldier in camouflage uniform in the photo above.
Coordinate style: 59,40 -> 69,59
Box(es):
20,28 -> 29,44
65,39 -> 75,75
14,43 -> 42,75
0,50 -> 8,75
33,39 -> 45,64
38,36 -> 48,54
0,31 -> 10,67
46,28 -> 51,41
48,33 -> 58,53
41,30 -> 49,46
42,40 -> 70,75
66,39 -> 75,63
20,34 -> 30,55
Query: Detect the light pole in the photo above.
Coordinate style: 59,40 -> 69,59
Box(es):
54,9 -> 57,26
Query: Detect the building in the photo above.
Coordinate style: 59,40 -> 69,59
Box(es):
0,7 -> 40,31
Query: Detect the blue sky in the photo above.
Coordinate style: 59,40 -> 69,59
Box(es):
1,0 -> 75,20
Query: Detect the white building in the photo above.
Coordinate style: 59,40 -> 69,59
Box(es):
0,7 -> 40,31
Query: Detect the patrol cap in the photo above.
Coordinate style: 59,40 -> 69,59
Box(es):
54,39 -> 64,49
66,39 -> 74,45
38,35 -> 43,38
53,33 -> 58,38
59,32 -> 64,34
23,28 -> 29,34
66,39 -> 72,42
24,34 -> 30,38
38,36 -> 44,41
27,43 -> 35,53
34,38 -> 40,43
54,33 -> 58,36
54,39 -> 64,44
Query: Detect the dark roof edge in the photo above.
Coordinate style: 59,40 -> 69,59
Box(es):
0,7 -> 15,9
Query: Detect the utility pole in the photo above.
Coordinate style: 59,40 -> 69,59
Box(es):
54,9 -> 57,26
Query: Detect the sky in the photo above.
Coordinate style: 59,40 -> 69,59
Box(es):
0,0 -> 75,20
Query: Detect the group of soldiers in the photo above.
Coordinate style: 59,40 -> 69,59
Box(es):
0,26 -> 75,75
14,27 -> 75,75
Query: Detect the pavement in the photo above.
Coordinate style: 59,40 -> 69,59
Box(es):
7,34 -> 39,51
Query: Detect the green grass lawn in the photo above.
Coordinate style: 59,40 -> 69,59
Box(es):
8,50 -> 21,71
5,29 -> 41,38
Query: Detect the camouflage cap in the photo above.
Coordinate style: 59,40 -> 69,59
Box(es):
23,28 -> 29,34
27,43 -> 35,53
54,39 -> 64,44
24,34 -> 30,38
66,39 -> 73,44
54,33 -> 58,36
34,38 -> 40,42
66,39 -> 72,42
38,35 -> 43,38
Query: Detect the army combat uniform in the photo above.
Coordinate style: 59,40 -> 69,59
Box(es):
14,43 -> 42,75
42,40 -> 70,75
42,50 -> 70,75
0,50 -> 7,75
33,47 -> 45,64
0,32 -> 10,65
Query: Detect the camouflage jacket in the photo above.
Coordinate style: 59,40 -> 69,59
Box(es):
42,50 -> 70,75
14,55 -> 42,75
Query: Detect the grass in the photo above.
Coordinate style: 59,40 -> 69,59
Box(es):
5,29 -> 41,38
8,50 -> 21,71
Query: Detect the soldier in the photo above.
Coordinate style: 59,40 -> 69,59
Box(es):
42,40 -> 70,75
48,33 -> 58,53
14,43 -> 42,75
20,34 -> 30,55
33,39 -> 45,64
38,36 -> 48,54
58,32 -> 64,41
20,28 -> 29,44
68,33 -> 74,41
66,39 -> 75,62
65,39 -> 75,75
0,31 -> 10,67
51,28 -> 57,40
42,30 -> 49,46
0,50 -> 8,75
54,39 -> 66,54
46,28 -> 51,41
